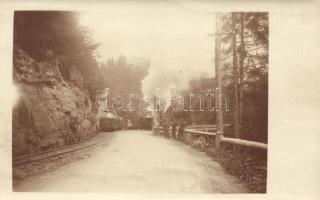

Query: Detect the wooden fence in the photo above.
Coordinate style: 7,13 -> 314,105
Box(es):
153,124 -> 267,155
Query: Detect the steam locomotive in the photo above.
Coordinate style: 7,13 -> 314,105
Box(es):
98,110 -> 153,131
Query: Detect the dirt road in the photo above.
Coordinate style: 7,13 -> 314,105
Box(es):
13,130 -> 248,193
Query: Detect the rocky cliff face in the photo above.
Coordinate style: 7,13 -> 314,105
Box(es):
12,49 -> 98,157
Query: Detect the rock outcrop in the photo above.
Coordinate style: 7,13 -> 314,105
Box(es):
12,49 -> 98,157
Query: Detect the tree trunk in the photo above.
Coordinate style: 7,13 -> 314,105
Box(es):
232,12 -> 239,139
215,13 -> 223,154
239,13 -> 245,138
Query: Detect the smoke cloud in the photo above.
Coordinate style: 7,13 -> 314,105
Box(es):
79,1 -> 217,101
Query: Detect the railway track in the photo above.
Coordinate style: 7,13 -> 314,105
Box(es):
13,132 -> 109,167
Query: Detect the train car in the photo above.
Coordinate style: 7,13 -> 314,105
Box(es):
98,110 -> 123,131
138,116 -> 153,130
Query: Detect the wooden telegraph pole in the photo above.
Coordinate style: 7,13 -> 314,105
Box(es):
239,13 -> 245,137
232,12 -> 240,139
215,13 -> 224,155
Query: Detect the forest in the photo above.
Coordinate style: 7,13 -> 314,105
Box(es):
14,11 -> 268,143
14,11 -> 149,123
163,12 -> 268,143
12,10 -> 268,193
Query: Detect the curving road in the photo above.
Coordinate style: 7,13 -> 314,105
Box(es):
13,130 -> 248,193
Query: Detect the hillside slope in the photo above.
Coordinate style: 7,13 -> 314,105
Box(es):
12,49 -> 98,157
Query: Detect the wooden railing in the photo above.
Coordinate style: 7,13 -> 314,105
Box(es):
153,124 -> 267,153
184,128 -> 216,136
220,136 -> 267,150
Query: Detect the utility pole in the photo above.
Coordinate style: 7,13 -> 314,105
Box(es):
232,12 -> 240,139
215,13 -> 223,152
239,13 -> 245,138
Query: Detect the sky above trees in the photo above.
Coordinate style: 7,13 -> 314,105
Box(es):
78,1 -> 218,97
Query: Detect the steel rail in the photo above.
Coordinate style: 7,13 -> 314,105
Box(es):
13,133 -> 106,166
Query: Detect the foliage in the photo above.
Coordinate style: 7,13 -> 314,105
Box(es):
164,12 -> 268,143
221,12 -> 268,143
100,56 -> 150,124
14,11 -> 102,101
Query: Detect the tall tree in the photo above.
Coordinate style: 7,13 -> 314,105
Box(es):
232,12 -> 240,138
220,12 -> 268,142
238,13 -> 245,137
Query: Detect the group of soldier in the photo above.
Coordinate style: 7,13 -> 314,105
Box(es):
162,120 -> 186,140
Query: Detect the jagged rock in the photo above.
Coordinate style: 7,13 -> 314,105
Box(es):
69,66 -> 84,88
12,49 -> 98,157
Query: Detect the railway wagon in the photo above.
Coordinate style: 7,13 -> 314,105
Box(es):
138,117 -> 153,130
98,110 -> 123,132
99,117 -> 123,131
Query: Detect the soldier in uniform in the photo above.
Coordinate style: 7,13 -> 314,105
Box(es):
163,121 -> 169,138
171,121 -> 177,140
178,119 -> 185,141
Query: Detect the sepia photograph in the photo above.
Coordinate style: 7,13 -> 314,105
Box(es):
11,7 -> 268,193
0,0 -> 319,199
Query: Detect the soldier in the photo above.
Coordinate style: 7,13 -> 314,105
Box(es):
163,121 -> 169,139
171,121 -> 177,140
178,119 -> 185,141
